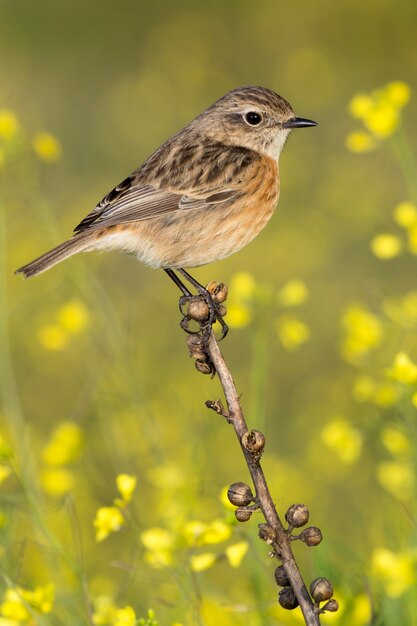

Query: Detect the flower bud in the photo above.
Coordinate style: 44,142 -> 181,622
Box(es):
235,507 -> 252,522
322,599 -> 339,613
285,504 -> 309,528
258,523 -> 276,544
206,281 -> 228,304
187,299 -> 210,321
274,565 -> 290,587
300,526 -> 323,547
227,482 -> 253,507
310,578 -> 333,603
278,587 -> 299,610
241,430 -> 266,454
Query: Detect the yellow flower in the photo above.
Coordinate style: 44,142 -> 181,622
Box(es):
321,419 -> 362,464
33,132 -> 62,162
381,427 -> 410,456
372,382 -> 398,407
376,461 -> 413,501
352,375 -> 376,402
393,201 -> 417,228
115,474 -> 137,504
345,130 -> 377,153
230,272 -> 256,300
226,304 -> 252,328
384,81 -> 411,107
372,547 -> 415,597
92,595 -> 117,625
0,589 -> 30,621
386,352 -> 417,384
58,300 -> 89,334
114,606 -> 137,626
350,594 -> 372,625
203,520 -> 232,545
141,527 -> 174,552
41,468 -> 74,496
0,465 -> 11,485
38,324 -> 68,351
225,541 -> 249,568
363,103 -> 399,138
341,304 -> 382,362
0,111 -> 19,140
275,316 -> 310,351
42,422 -> 83,467
370,234 -> 402,259
277,279 -> 309,307
94,506 -> 125,542
183,520 -> 208,546
349,94 -> 373,120
407,225 -> 417,254
0,584 -> 54,621
190,552 -> 216,572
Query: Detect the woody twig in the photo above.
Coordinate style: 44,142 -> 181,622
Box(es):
181,281 -> 338,626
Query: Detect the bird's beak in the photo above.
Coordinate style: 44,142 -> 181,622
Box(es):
282,117 -> 317,129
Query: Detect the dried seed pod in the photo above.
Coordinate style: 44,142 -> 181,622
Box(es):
227,482 -> 253,507
300,526 -> 323,547
187,299 -> 210,321
206,281 -> 228,303
241,429 -> 266,454
186,334 -> 205,360
278,587 -> 299,610
258,523 -> 276,544
235,507 -> 252,522
285,504 -> 309,528
274,565 -> 290,587
217,304 -> 227,317
322,599 -> 339,613
195,360 -> 213,375
310,578 -> 333,603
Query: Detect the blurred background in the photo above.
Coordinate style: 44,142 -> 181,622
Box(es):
1,0 -> 417,624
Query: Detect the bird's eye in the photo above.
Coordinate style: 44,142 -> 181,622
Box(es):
244,111 -> 262,126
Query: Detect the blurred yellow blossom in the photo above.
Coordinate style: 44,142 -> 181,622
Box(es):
114,606 -> 137,626
225,541 -> 249,568
0,465 -> 11,485
58,300 -> 89,334
0,111 -> 19,140
42,422 -> 83,467
116,474 -> 137,504
347,81 -> 411,148
321,419 -> 363,464
38,324 -> 68,351
203,519 -> 232,544
141,527 -> 175,567
349,594 -> 372,625
341,304 -> 382,362
352,375 -> 376,402
277,279 -> 309,307
0,584 -> 54,621
93,595 -> 117,625
370,234 -> 402,259
345,130 -> 377,153
226,272 -> 256,328
406,224 -> 417,254
386,352 -> 417,384
190,552 -> 217,572
376,460 -> 414,500
276,315 -> 310,351
41,468 -> 74,496
372,547 -> 415,597
393,201 -> 417,228
33,131 -> 62,162
381,426 -> 410,456
94,506 -> 125,542
353,376 -> 398,406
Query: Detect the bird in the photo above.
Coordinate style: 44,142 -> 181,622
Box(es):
16,86 -> 316,330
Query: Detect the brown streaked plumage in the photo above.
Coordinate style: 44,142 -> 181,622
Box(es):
16,86 -> 316,279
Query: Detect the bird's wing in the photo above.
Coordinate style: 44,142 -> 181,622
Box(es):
73,177 -> 239,233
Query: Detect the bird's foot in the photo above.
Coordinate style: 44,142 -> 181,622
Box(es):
179,281 -> 229,343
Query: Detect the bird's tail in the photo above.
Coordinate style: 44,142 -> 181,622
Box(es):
16,236 -> 93,278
